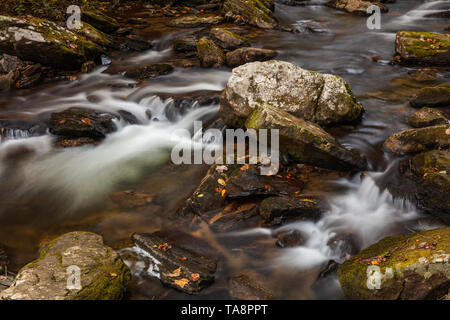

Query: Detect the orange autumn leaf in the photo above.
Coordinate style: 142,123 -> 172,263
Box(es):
81,118 -> 91,125
190,273 -> 200,282
174,278 -> 189,288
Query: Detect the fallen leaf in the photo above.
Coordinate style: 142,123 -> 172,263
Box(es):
221,189 -> 227,198
217,178 -> 226,186
167,267 -> 182,277
197,194 -> 204,198
190,273 -> 200,282
174,278 -> 189,288
81,118 -> 91,125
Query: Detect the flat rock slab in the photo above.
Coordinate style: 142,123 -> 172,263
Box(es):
132,233 -> 218,294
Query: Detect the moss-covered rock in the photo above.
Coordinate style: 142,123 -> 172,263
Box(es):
223,0 -> 278,29
82,9 -> 119,34
410,83 -> 450,108
173,37 -> 198,52
338,227 -> 450,300
168,15 -> 223,28
226,47 -> 277,68
210,27 -> 250,50
408,107 -> 448,128
383,124 -> 450,155
245,104 -> 367,171
0,15 -> 103,69
395,31 -> 450,66
0,231 -> 131,300
325,0 -> 388,15
197,38 -> 225,68
77,22 -> 110,47
221,60 -> 364,127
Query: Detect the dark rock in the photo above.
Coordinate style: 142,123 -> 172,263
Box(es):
318,260 -> 339,279
132,233 -> 218,294
82,9 -> 120,34
0,247 -> 8,275
197,38 -> 226,68
116,27 -> 133,36
408,107 -> 448,128
49,108 -> 118,140
0,119 -> 47,139
112,190 -> 153,209
125,34 -> 153,51
81,61 -> 96,73
168,15 -> 223,28
0,54 -> 23,73
229,270 -> 275,300
173,37 -> 197,53
127,18 -> 149,26
275,229 -> 306,248
125,63 -> 174,80
54,137 -> 100,148
383,124 -> 450,155
118,110 -> 139,124
410,84 -> 450,109
210,28 -> 251,50
0,71 -> 16,91
407,68 -> 438,82
226,47 -> 277,68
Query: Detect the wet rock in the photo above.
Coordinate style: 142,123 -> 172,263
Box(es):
125,63 -> 174,80
125,34 -> 153,51
127,18 -> 149,26
395,31 -> 450,66
396,150 -> 450,224
173,37 -> 197,53
132,233 -> 218,294
0,247 -> 8,276
49,107 -> 118,140
55,137 -> 100,148
118,110 -> 139,125
81,61 -> 96,73
338,227 -> 450,300
243,104 -> 367,171
210,28 -> 250,50
0,119 -> 47,139
15,63 -> 42,89
407,68 -> 438,82
275,229 -> 306,248
112,190 -> 153,209
0,16 -> 103,69
226,47 -> 277,68
168,15 -> 223,28
223,0 -> 278,29
77,22 -> 110,47
260,196 -> 324,226
383,124 -> 450,155
82,9 -> 120,34
410,84 -> 450,109
325,0 -> 388,15
408,108 -> 448,128
221,60 -> 364,127
0,232 -> 131,300
197,38 -> 226,68
0,71 -> 16,91
327,233 -> 360,260
0,54 -> 23,73
229,270 -> 275,300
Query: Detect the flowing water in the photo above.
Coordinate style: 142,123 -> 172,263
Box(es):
0,0 -> 448,299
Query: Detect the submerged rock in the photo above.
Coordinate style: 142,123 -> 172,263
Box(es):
408,107 -> 448,128
325,0 -> 388,15
197,38 -> 225,68
246,104 -> 367,171
383,124 -> 450,155
223,0 -> 278,29
226,47 -> 277,68
81,9 -> 120,34
229,270 -> 275,300
395,31 -> 450,66
0,16 -> 103,69
0,232 -> 131,300
221,60 -> 364,127
338,227 -> 450,300
410,84 -> 450,109
49,108 -> 118,140
125,63 -> 174,80
173,37 -> 198,53
132,233 -> 218,294
210,28 -> 250,50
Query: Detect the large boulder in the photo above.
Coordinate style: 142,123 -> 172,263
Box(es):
395,31 -> 450,66
408,107 -> 448,128
245,105 -> 367,171
222,0 -> 278,29
325,0 -> 388,15
81,9 -> 120,34
221,60 -> 364,127
410,84 -> 450,109
383,124 -> 450,155
226,47 -> 277,68
197,38 -> 225,68
0,16 -> 103,69
0,232 -> 131,300
338,227 -> 450,300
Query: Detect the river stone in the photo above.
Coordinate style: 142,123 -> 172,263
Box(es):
125,63 -> 174,80
132,233 -> 217,294
226,47 -> 277,68
229,270 -> 275,300
77,22 -> 110,47
395,31 -> 450,66
0,16 -> 103,69
210,28 -> 250,50
325,0 -> 388,15
168,15 -> 223,28
223,0 -> 278,29
408,108 -> 448,128
221,60 -> 364,126
0,231 -> 131,300
397,150 -> 450,224
81,9 -> 120,34
0,54 -> 23,73
49,107 -> 118,140
173,37 -> 198,52
383,124 -> 450,155
0,71 -> 16,91
244,105 -> 367,171
410,84 -> 450,109
338,227 -> 450,300
197,38 -> 225,68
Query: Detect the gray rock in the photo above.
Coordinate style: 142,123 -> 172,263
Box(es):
408,107 -> 448,128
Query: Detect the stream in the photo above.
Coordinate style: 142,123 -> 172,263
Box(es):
0,0 -> 448,299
